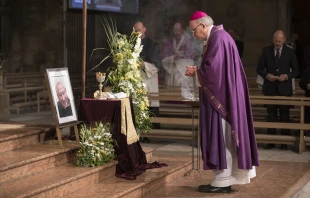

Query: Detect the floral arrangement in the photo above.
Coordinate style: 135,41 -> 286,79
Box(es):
90,18 -> 152,134
76,122 -> 117,167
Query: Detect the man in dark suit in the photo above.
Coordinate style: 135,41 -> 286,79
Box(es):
134,21 -> 162,133
257,30 -> 299,150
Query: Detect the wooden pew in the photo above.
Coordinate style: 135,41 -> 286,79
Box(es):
37,90 -> 50,113
145,92 -> 310,154
246,77 -> 304,96
2,72 -> 46,113
10,100 -> 50,115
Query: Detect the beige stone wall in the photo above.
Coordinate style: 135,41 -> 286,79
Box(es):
205,0 -> 291,77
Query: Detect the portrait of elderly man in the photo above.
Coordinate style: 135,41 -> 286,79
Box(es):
55,81 -> 73,118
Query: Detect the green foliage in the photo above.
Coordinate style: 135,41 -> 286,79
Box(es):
90,17 -> 152,134
76,122 -> 117,167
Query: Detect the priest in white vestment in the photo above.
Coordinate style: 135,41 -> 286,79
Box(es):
162,22 -> 195,89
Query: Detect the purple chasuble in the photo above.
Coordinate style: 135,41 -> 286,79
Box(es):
198,25 -> 259,170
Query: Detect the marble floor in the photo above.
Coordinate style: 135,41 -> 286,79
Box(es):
9,110 -> 310,198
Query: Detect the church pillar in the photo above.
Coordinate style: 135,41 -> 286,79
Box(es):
277,0 -> 292,37
0,79 -> 10,121
200,0 -> 208,12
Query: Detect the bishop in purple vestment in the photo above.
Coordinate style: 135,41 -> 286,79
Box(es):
185,11 -> 259,194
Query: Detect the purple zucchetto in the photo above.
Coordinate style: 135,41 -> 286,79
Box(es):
190,11 -> 208,21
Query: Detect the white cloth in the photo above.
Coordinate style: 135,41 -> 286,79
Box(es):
173,36 -> 185,57
256,75 -> 263,89
162,56 -> 194,88
144,62 -> 159,107
210,118 -> 256,187
195,71 -> 201,87
162,35 -> 195,88
292,78 -> 296,93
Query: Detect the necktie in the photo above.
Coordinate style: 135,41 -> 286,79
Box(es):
275,49 -> 280,59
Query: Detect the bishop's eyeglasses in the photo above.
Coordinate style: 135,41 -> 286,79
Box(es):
191,23 -> 202,33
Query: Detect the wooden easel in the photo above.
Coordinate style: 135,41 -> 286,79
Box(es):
54,123 -> 80,148
44,72 -> 80,148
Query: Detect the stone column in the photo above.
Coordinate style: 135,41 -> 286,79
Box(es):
0,75 -> 10,121
200,0 -> 208,12
278,0 -> 292,37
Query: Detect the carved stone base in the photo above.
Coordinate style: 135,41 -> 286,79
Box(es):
0,90 -> 10,121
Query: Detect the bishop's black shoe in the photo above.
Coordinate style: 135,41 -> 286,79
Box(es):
198,184 -> 231,193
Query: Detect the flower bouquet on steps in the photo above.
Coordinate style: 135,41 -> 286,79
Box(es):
77,122 -> 117,167
89,17 -> 152,135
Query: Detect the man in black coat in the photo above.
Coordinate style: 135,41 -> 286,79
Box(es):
134,21 -> 162,132
257,30 -> 299,150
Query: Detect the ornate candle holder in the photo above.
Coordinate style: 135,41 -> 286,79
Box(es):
95,72 -> 106,100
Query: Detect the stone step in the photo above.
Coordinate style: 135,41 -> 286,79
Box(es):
0,140 -> 78,183
63,156 -> 192,198
0,148 -> 154,198
0,123 -> 54,152
143,160 -> 310,198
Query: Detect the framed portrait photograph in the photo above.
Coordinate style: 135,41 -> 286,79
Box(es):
45,67 -> 78,126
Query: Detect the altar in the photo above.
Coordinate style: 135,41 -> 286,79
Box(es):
79,98 -> 166,180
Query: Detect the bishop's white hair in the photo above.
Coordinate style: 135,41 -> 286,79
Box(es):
195,16 -> 214,26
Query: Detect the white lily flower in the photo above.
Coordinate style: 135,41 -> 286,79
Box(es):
119,39 -> 125,48
132,52 -> 139,60
128,59 -> 134,65
136,36 -> 141,47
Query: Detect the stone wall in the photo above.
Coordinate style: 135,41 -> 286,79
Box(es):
205,0 -> 291,77
5,0 -> 291,77
138,0 -> 291,77
8,0 -> 64,73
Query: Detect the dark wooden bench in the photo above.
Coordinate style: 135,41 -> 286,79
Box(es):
10,100 -> 50,115
3,72 -> 45,102
37,90 -> 50,113
145,92 -> 310,153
